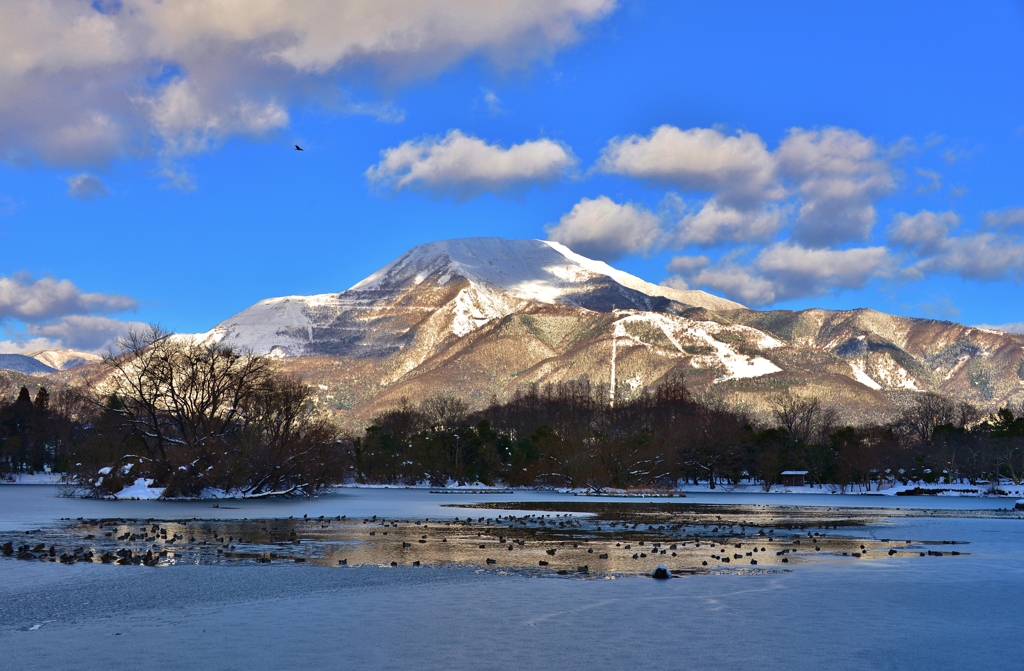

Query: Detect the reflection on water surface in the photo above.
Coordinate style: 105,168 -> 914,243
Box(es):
3,499 -> 997,575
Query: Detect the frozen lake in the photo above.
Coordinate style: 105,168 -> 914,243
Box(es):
0,484 -> 1017,531
2,485 -> 1023,670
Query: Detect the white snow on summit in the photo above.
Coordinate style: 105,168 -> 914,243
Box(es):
352,238 -> 744,311
30,349 -> 102,370
542,241 -> 744,312
202,294 -> 329,356
199,237 -> 746,357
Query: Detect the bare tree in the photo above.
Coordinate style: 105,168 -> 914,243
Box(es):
0,373 -> 15,404
419,393 -> 468,430
677,406 -> 743,488
893,393 -> 972,445
768,392 -> 837,445
76,325 -> 339,497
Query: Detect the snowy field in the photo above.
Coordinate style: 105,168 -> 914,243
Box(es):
2,486 -> 1023,670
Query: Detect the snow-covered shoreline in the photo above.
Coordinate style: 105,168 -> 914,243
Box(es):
669,480 -> 1024,498
0,473 -> 64,485
7,475 -> 1024,501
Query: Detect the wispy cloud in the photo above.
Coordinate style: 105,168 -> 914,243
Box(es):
982,206 -> 1024,231
891,210 -> 1024,282
914,168 -> 941,194
66,173 -> 109,200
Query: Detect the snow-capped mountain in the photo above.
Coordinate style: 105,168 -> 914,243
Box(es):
0,349 -> 102,376
350,239 -> 742,312
196,237 -> 1024,428
0,354 -> 57,376
203,238 -> 742,358
29,349 -> 102,371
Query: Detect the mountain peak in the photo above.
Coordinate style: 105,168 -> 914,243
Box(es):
29,349 -> 102,371
195,236 -> 1024,427
203,237 -> 744,358
351,237 -> 744,312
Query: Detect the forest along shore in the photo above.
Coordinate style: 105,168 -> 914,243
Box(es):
3,331 -> 1023,499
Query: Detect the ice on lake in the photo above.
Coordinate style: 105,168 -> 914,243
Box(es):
2,485 -> 1022,670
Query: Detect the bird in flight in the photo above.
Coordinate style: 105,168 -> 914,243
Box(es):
295,144 -> 304,151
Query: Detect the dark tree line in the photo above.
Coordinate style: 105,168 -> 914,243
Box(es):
355,378 -> 1024,492
0,380 -> 89,477
2,327 -> 349,497
5,338 -> 1023,495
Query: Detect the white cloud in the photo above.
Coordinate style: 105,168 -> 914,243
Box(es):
0,337 -> 63,355
0,272 -> 141,353
665,243 -> 895,306
138,79 -> 290,158
975,322 -> 1024,335
671,198 -> 786,247
597,124 -> 895,248
26,315 -> 145,352
756,243 -> 895,300
667,255 -> 776,306
890,210 -> 1024,282
66,173 -> 109,200
0,0 -> 616,166
665,255 -> 710,277
0,273 -> 136,322
888,210 -> 960,256
367,130 -> 576,199
776,127 -> 895,247
915,168 -> 941,194
597,126 -> 780,209
982,206 -> 1024,231
912,232 -> 1024,281
545,196 -> 662,260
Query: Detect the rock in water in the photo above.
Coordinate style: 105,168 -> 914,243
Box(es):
652,564 -> 671,580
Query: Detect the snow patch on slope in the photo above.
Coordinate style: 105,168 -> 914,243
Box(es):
612,311 -> 781,382
849,361 -> 882,390
450,286 -> 523,337
874,359 -> 921,390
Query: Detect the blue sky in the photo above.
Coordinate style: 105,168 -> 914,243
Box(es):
1,0 -> 1023,352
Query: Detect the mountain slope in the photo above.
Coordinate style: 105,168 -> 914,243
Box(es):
29,349 -> 102,371
204,238 -> 742,360
0,349 -> 103,376
351,238 -> 743,312
196,237 -> 1024,429
0,354 -> 57,376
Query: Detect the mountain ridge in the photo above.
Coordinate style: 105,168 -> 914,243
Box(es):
12,238 -> 1023,429
0,349 -> 102,376
192,237 -> 1023,429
